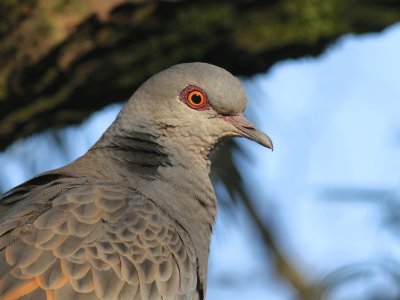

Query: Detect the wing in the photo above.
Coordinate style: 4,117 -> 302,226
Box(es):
0,176 -> 199,300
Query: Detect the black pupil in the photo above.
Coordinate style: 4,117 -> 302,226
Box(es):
191,93 -> 202,105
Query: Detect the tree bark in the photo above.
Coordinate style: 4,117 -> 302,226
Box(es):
0,0 -> 399,150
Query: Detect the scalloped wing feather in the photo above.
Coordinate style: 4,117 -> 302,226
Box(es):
0,179 -> 199,300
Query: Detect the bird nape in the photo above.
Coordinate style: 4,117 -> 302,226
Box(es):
0,62 -> 272,300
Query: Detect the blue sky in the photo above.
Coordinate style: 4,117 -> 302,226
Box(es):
1,23 -> 400,300
209,23 -> 400,299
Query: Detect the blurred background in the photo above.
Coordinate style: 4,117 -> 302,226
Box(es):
1,1 -> 400,299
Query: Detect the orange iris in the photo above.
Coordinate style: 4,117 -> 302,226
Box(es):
187,90 -> 206,108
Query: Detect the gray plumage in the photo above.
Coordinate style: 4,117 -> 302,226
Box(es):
0,62 -> 272,300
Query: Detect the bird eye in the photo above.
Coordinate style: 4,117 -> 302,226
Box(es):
180,85 -> 210,110
187,91 -> 205,107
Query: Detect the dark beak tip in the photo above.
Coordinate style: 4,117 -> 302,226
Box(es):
263,138 -> 274,151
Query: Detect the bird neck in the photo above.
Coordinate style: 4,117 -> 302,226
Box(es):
91,124 -> 217,284
102,124 -> 218,226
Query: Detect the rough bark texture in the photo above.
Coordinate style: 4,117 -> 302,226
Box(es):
1,0 -> 399,150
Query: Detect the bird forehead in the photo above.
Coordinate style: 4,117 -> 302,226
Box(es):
205,75 -> 247,115
153,63 -> 248,114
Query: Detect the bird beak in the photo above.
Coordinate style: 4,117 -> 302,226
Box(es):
221,114 -> 273,150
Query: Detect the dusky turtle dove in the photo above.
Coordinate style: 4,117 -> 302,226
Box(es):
0,62 -> 273,300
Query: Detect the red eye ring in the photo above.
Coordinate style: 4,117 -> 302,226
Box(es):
180,85 -> 210,110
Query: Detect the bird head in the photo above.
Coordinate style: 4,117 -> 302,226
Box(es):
116,62 -> 273,158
